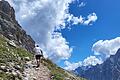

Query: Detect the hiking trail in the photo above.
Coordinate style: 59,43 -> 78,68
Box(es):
23,60 -> 50,80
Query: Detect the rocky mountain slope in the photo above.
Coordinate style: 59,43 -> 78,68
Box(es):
0,35 -> 85,80
0,0 -> 35,53
74,48 -> 120,80
0,0 -> 85,80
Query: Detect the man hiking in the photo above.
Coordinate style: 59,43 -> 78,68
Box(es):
34,45 -> 43,68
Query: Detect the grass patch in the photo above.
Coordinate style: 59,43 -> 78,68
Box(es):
42,58 -> 86,80
0,35 -> 33,79
0,72 -> 22,80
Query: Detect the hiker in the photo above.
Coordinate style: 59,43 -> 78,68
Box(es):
34,44 -> 43,68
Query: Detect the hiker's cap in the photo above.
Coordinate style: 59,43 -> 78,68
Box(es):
35,44 -> 39,47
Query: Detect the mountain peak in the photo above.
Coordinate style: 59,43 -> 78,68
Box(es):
74,48 -> 120,80
0,0 -> 15,21
0,0 -> 35,53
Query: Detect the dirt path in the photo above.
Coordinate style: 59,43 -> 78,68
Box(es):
23,60 -> 50,80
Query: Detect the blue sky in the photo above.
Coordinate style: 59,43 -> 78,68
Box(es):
59,0 -> 120,67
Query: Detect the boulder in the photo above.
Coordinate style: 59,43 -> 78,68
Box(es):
12,71 -> 17,76
14,65 -> 21,70
7,40 -> 16,47
0,66 -> 7,72
24,57 -> 30,61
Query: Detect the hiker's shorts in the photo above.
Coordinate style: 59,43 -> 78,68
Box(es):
35,55 -> 42,60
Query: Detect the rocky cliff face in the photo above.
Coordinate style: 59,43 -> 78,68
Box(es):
0,0 -> 15,21
0,0 -> 35,53
74,48 -> 120,80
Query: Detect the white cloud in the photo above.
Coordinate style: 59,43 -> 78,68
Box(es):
66,14 -> 84,25
5,0 -> 98,62
7,0 -> 74,62
66,13 -> 97,26
78,2 -> 86,7
83,56 -> 103,66
92,37 -> 120,58
65,37 -> 120,71
64,61 -> 82,71
64,56 -> 103,71
84,13 -> 98,25
45,32 -> 73,61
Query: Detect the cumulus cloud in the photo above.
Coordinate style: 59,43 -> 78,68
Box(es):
6,0 -> 74,62
45,32 -> 73,61
66,14 -> 84,25
92,37 -> 120,58
66,13 -> 97,27
84,13 -> 98,25
64,61 -> 82,71
83,56 -> 103,66
65,37 -> 120,71
6,0 -> 97,62
64,56 -> 103,70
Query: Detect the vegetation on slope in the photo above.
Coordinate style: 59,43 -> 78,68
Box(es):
0,34 -> 85,80
0,35 -> 33,80
42,58 -> 86,80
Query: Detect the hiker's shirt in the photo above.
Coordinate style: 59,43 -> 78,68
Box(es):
34,47 -> 42,55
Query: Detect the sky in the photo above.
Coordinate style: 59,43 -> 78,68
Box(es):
5,0 -> 120,70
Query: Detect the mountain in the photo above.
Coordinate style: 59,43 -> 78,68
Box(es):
0,0 -> 85,80
74,48 -> 120,80
0,0 -> 35,53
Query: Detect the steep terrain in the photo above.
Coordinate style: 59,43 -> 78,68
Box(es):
0,0 -> 35,53
0,0 -> 85,80
74,49 -> 120,80
23,60 -> 50,80
0,35 -> 85,80
0,34 -> 34,80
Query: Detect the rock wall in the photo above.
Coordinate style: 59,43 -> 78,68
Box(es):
0,0 -> 15,21
0,0 -> 35,53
